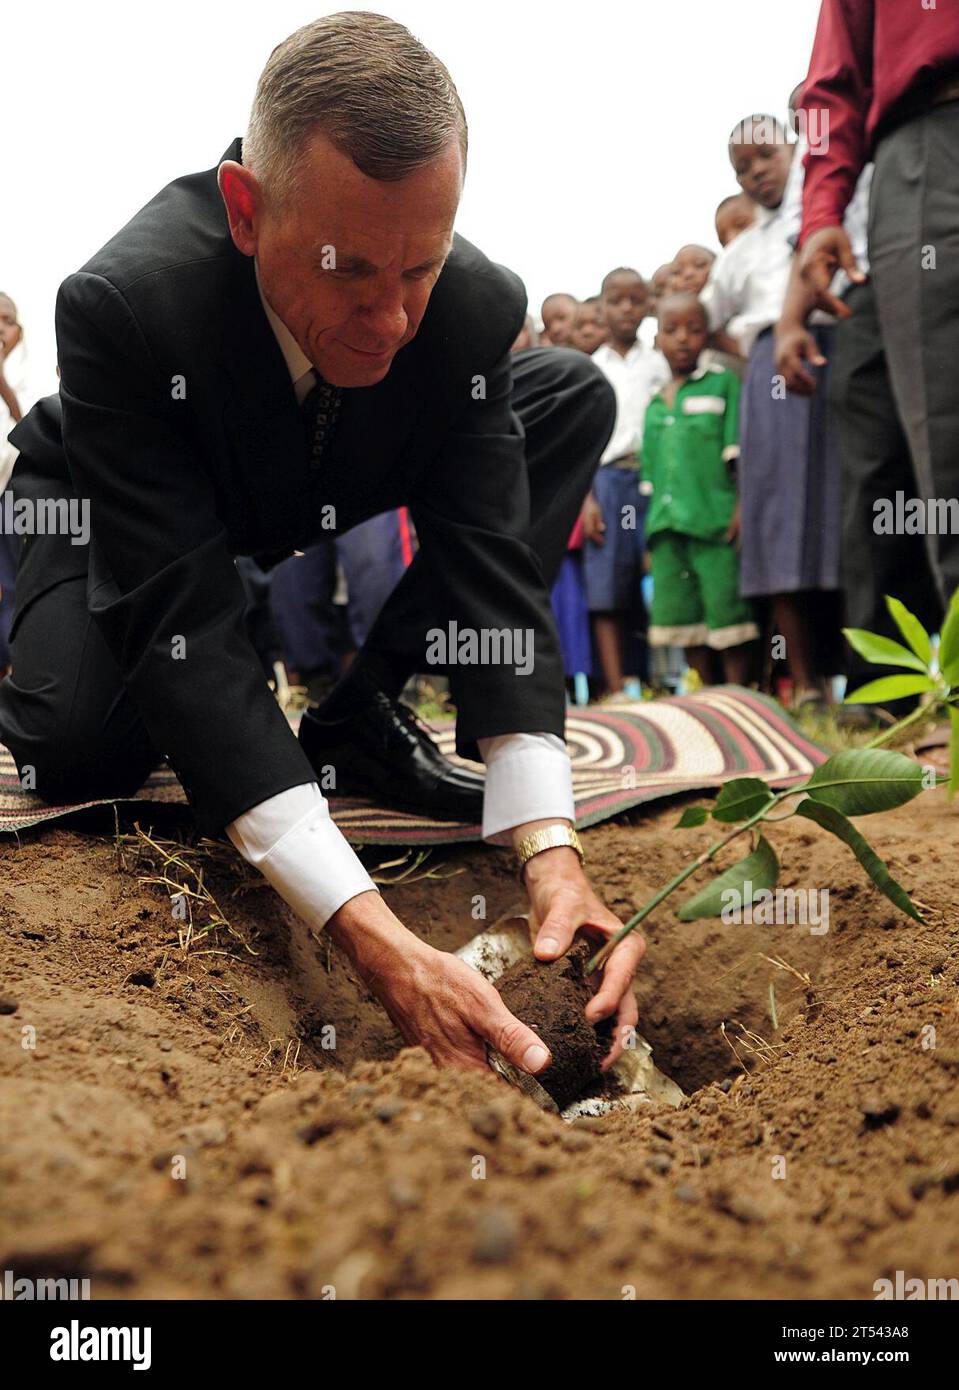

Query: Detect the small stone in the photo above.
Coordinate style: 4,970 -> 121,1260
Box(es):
862,1100 -> 901,1131
472,1208 -> 520,1265
469,1104 -> 504,1141
729,1194 -> 766,1224
674,1183 -> 700,1204
386,1177 -> 419,1211
179,1117 -> 227,1148
0,997 -> 19,1015
373,1099 -> 405,1123
560,1129 -> 590,1153
648,1151 -> 672,1175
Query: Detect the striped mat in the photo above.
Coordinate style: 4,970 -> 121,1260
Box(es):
0,687 -> 826,844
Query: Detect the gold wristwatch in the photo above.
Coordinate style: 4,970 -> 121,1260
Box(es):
515,824 -> 585,880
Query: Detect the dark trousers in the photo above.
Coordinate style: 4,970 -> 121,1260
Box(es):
830,102 -> 959,689
829,281 -> 941,690
0,347 -> 612,807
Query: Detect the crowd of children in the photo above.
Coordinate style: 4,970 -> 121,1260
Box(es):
525,87 -> 858,711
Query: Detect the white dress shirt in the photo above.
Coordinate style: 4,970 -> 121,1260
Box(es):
226,273 -> 575,929
701,204 -> 795,358
592,340 -> 670,463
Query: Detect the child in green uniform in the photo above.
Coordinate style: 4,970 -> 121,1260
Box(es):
643,293 -> 758,686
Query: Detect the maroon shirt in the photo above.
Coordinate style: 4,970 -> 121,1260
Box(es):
799,0 -> 959,245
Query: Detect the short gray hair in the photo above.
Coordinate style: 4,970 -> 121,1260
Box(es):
244,11 -> 468,202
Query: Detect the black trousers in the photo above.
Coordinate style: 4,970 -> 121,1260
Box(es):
829,101 -> 959,691
828,280 -> 941,691
0,347 -> 613,809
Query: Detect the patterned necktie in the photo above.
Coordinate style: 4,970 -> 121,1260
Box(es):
300,373 -> 343,473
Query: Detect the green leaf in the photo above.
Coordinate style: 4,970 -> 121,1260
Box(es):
795,799 -> 923,922
940,587 -> 959,686
844,674 -> 937,704
842,628 -> 929,675
711,777 -> 776,823
949,707 -> 959,802
676,806 -> 708,828
885,596 -> 932,667
800,748 -> 925,815
678,835 -> 779,921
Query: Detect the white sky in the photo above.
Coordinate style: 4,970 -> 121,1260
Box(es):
6,0 -> 822,397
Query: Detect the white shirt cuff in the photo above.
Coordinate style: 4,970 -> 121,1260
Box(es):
226,782 -> 378,930
477,732 -> 576,844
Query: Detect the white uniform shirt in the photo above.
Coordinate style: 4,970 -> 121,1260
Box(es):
700,204 -> 795,357
226,273 -> 576,930
592,340 -> 669,463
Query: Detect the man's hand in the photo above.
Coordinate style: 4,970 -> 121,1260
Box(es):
326,890 -> 552,1075
796,225 -> 865,318
774,319 -> 828,397
580,490 -> 606,545
521,838 -> 645,1071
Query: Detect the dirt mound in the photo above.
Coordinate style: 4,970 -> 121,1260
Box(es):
1,794 -> 957,1299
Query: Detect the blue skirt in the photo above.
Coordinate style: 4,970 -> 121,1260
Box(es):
551,551 -> 592,676
738,326 -> 840,597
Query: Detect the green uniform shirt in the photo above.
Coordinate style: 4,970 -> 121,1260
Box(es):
641,364 -> 741,542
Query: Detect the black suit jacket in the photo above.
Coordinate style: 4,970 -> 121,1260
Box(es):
10,140 -> 566,833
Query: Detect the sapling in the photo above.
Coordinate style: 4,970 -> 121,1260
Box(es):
588,732 -> 935,975
842,589 -> 959,796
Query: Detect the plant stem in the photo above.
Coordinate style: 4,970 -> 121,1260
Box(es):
863,699 -> 938,750
586,795 -> 784,974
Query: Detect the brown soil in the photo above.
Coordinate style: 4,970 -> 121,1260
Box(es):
1,791 -> 958,1300
494,938 -> 610,1108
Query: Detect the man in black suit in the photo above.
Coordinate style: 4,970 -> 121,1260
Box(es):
0,13 -> 646,1078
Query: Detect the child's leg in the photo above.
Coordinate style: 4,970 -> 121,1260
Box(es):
592,613 -> 627,692
581,467 -> 633,694
721,641 -> 756,686
684,645 -> 715,684
770,593 -> 819,698
692,535 -> 759,685
647,533 -> 709,675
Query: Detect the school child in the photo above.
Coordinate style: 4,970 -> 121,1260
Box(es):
540,292 -> 578,347
701,114 -> 839,708
582,267 -> 669,696
670,245 -> 716,296
569,296 -> 608,355
715,192 -> 757,248
643,293 -> 758,685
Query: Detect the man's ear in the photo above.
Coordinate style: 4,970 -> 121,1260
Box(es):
218,160 -> 261,257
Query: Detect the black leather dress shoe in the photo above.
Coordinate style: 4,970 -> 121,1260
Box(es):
298,684 -> 484,821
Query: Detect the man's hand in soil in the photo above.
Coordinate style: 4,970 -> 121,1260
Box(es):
520,827 -> 645,1072
326,890 -> 552,1076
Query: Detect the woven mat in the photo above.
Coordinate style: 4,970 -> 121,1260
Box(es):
0,686 -> 826,844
